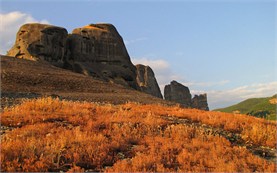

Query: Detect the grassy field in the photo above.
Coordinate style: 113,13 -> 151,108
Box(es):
1,97 -> 276,172
214,95 -> 277,120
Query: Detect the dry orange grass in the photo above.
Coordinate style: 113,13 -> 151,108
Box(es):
1,98 -> 276,172
269,98 -> 277,104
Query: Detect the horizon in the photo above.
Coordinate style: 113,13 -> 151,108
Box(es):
0,0 -> 276,109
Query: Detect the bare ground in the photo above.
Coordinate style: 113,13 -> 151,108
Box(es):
0,55 -> 173,109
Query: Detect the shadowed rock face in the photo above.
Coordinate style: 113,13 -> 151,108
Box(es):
69,24 -> 131,64
164,80 -> 209,110
7,23 -> 68,65
192,94 -> 209,111
164,80 -> 192,107
136,64 -> 163,98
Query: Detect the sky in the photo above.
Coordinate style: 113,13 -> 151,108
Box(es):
0,0 -> 276,109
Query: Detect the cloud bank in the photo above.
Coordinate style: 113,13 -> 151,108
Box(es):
0,11 -> 49,54
206,82 -> 277,110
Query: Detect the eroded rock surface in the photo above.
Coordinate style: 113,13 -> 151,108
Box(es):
192,94 -> 209,111
164,80 -> 209,110
164,80 -> 192,107
66,24 -> 138,89
7,23 -> 68,66
8,23 -> 211,104
136,64 -> 162,98
7,23 -> 139,89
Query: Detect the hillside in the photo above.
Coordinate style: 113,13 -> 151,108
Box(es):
1,55 -> 276,172
0,55 -> 173,108
1,98 -> 276,172
214,95 -> 277,120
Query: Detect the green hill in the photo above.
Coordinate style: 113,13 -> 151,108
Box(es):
214,94 -> 277,120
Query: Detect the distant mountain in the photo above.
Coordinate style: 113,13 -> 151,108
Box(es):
214,94 -> 277,120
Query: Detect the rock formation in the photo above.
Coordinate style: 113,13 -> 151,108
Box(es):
7,23 -> 209,104
7,23 -> 139,90
66,24 -> 138,89
164,80 -> 192,107
7,23 -> 168,97
164,80 -> 209,110
136,64 -> 162,98
191,94 -> 209,110
7,23 -> 68,66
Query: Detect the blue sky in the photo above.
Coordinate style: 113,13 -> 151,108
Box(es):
0,0 -> 276,109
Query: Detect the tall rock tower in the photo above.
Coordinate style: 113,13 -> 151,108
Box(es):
164,80 -> 209,110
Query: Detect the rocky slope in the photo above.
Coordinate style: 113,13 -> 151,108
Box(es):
0,55 -> 172,108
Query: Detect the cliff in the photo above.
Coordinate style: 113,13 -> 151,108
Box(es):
164,80 -> 209,110
7,23 -> 164,97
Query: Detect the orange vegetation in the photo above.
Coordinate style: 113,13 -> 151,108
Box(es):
1,98 -> 276,172
269,98 -> 277,104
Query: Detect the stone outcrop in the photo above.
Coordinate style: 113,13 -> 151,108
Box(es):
164,80 -> 209,110
66,24 -> 138,89
136,64 -> 162,98
7,23 -> 139,90
7,23 -> 68,66
192,94 -> 209,110
7,23 -> 209,103
164,80 -> 191,107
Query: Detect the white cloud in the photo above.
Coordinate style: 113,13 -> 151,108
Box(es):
202,82 -> 277,110
0,11 -> 49,54
132,57 -> 169,72
183,80 -> 230,87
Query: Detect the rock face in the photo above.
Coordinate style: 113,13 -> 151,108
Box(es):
7,23 -> 209,102
7,23 -> 139,90
66,24 -> 138,89
136,64 -> 163,98
192,94 -> 209,110
164,80 -> 191,107
7,23 -> 68,65
164,80 -> 209,110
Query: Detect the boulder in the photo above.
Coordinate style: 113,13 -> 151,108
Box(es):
7,23 -> 68,65
191,94 -> 209,110
164,80 -> 192,107
136,64 -> 163,98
